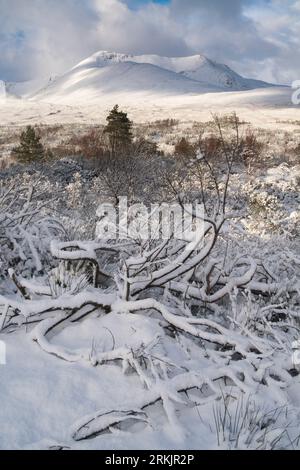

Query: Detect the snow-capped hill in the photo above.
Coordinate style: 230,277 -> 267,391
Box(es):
129,53 -> 263,90
30,50 -> 276,104
72,51 -> 133,71
71,51 -> 271,91
33,61 -> 220,103
0,77 -> 55,99
171,55 -> 270,90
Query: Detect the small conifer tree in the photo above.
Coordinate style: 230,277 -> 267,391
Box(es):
12,126 -> 45,163
104,105 -> 133,156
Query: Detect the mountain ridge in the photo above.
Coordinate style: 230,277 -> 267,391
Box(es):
2,50 -> 275,103
72,50 -> 272,91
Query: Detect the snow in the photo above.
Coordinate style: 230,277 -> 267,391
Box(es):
1,50 -> 294,129
29,50 -> 282,106
0,313 -> 217,449
0,84 -> 298,131
0,322 -> 146,449
0,50 -> 296,133
71,51 -> 272,91
0,291 -> 115,318
33,61 -> 221,104
2,314 -> 299,449
0,80 -> 6,100
1,49 -> 300,451
0,77 -> 53,101
6,77 -> 54,98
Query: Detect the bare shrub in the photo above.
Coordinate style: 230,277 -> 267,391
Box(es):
198,133 -> 223,161
69,128 -> 108,160
197,116 -> 263,165
240,128 -> 264,163
174,137 -> 196,160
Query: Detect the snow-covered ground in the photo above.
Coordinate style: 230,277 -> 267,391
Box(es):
0,87 -> 299,130
0,50 -> 297,129
0,151 -> 299,450
0,50 -> 300,451
2,310 -> 300,450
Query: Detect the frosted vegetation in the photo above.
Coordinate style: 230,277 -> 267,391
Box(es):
0,110 -> 299,450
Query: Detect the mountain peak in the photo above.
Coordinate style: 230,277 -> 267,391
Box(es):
73,51 -> 132,70
28,50 -> 273,103
70,50 -> 270,92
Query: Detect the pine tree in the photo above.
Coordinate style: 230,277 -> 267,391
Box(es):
12,126 -> 45,163
104,105 -> 133,156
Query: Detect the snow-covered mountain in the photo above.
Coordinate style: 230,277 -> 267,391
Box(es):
33,61 -> 222,103
74,51 -> 271,91
30,51 -> 273,104
0,77 -> 55,100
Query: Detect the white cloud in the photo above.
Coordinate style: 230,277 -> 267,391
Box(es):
0,0 -> 298,84
92,0 -> 188,56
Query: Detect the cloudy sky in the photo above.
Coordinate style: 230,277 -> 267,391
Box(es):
0,0 -> 299,84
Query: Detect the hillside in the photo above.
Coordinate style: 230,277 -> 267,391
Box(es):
33,61 -> 220,103
0,51 -> 295,129
72,51 -> 272,91
29,50 -> 274,104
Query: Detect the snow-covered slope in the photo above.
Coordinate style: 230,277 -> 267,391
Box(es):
0,77 -> 54,100
8,78 -> 52,98
33,61 -> 221,103
72,51 -> 272,91
0,80 -> 6,99
30,50 -> 274,104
